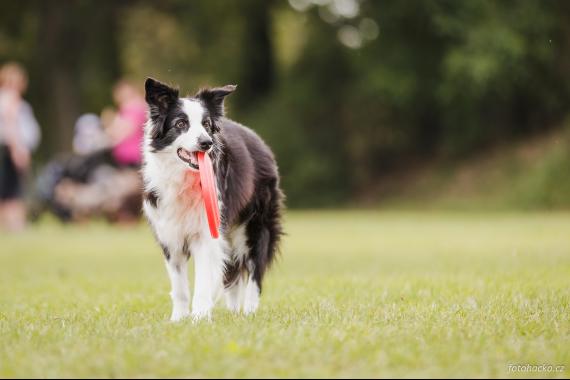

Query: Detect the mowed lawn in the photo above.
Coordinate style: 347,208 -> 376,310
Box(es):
0,211 -> 569,378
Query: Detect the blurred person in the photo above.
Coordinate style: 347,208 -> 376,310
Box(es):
66,81 -> 146,177
105,80 -> 146,168
72,113 -> 107,156
0,62 -> 40,231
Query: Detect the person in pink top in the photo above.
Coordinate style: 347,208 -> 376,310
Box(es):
106,80 -> 146,167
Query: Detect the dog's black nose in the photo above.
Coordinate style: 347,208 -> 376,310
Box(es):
198,135 -> 213,151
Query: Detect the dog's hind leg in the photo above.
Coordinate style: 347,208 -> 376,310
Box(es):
242,223 -> 274,315
191,238 -> 226,322
164,248 -> 191,322
224,275 -> 245,313
243,266 -> 260,315
242,180 -> 283,315
223,252 -> 247,313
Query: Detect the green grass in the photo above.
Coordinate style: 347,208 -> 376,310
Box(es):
0,211 -> 569,378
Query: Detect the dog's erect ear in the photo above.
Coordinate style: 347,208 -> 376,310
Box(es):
145,78 -> 179,139
145,77 -> 179,114
196,85 -> 237,119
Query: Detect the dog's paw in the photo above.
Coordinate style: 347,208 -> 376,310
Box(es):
170,308 -> 191,322
170,313 -> 191,322
243,304 -> 258,316
243,296 -> 259,316
191,309 -> 212,323
225,298 -> 241,314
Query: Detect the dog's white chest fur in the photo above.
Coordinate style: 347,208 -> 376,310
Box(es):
146,191 -> 207,250
143,155 -> 208,245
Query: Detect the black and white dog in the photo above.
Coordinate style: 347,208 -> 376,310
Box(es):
142,78 -> 283,322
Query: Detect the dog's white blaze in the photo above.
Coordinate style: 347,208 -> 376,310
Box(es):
182,98 -> 204,126
174,99 -> 209,152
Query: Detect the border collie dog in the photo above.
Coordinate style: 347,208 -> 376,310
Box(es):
142,78 -> 283,322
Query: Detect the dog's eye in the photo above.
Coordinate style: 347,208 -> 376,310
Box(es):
203,119 -> 211,129
175,120 -> 187,129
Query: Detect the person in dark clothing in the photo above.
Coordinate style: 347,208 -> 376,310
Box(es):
0,62 -> 40,231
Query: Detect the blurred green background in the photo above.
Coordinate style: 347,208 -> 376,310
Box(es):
1,0 -> 570,208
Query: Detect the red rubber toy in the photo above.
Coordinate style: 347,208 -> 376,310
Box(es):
197,151 -> 220,239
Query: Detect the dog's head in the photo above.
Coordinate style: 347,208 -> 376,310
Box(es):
144,77 -> 236,171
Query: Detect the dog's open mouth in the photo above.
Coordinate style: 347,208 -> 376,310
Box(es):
177,148 -> 199,170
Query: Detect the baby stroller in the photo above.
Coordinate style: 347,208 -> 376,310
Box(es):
34,114 -> 143,223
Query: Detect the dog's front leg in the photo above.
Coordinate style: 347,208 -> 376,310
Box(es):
165,251 -> 191,322
191,238 -> 225,322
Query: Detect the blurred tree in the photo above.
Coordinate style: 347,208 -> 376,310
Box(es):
253,0 -> 570,205
237,0 -> 276,107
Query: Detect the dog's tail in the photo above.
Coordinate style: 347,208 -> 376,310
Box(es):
250,177 -> 284,292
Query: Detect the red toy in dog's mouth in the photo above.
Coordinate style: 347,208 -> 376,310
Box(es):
197,151 -> 220,239
179,149 -> 220,238
177,148 -> 199,170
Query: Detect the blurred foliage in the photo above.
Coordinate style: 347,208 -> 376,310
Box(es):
509,126 -> 570,209
1,0 -> 569,207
